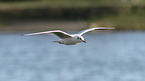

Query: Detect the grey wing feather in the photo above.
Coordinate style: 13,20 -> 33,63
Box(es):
24,30 -> 72,38
77,27 -> 115,35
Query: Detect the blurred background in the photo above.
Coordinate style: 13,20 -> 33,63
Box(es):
0,0 -> 145,31
0,0 -> 145,81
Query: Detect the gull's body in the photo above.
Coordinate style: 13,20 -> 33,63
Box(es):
57,34 -> 84,45
24,27 -> 114,45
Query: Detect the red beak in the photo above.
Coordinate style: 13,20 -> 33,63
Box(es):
82,40 -> 86,43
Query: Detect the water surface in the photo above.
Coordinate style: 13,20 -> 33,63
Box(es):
0,31 -> 145,81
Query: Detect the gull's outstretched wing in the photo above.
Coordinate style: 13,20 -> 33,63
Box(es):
24,30 -> 72,39
77,27 -> 115,35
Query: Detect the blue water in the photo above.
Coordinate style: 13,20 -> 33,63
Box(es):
0,31 -> 145,81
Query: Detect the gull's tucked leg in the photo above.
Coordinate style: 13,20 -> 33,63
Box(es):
53,41 -> 62,44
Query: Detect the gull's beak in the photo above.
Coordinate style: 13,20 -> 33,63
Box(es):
82,40 -> 86,43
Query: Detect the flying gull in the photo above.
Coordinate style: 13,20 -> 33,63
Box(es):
24,27 -> 115,45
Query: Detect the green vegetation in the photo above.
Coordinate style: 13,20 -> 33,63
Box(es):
0,0 -> 144,10
87,12 -> 145,30
0,0 -> 145,30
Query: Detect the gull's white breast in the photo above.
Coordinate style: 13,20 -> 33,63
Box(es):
60,37 -> 81,45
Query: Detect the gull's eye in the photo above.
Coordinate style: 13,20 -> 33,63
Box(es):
77,37 -> 82,40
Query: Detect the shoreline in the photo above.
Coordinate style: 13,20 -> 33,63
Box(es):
0,20 -> 88,32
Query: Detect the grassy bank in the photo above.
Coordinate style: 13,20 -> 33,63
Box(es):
0,0 -> 144,10
0,0 -> 145,31
87,12 -> 145,30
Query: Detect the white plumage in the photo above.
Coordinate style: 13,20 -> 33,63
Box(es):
24,27 -> 115,45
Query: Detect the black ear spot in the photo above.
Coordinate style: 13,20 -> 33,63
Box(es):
77,37 -> 82,40
77,37 -> 80,39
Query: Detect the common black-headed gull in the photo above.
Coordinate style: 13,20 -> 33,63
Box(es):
24,27 -> 114,45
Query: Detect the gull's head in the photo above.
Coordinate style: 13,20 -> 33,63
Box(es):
76,36 -> 86,43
